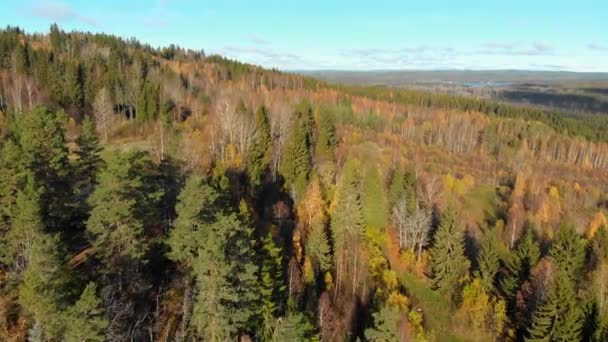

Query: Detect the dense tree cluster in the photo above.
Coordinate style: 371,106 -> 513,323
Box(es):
0,25 -> 606,341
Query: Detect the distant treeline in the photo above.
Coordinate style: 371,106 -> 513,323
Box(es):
328,84 -> 608,143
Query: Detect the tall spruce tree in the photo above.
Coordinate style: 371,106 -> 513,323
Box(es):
16,107 -> 73,232
476,230 -> 501,293
500,226 -> 540,301
64,283 -> 108,342
86,151 -> 154,272
167,174 -> 219,270
315,107 -> 337,160
259,233 -> 287,339
430,206 -> 470,302
550,223 -> 585,282
330,158 -> 364,296
364,305 -> 402,342
75,115 -> 103,197
280,110 -> 311,200
191,212 -> 259,340
247,106 -> 272,187
271,312 -> 317,341
19,232 -> 69,341
526,272 -> 583,341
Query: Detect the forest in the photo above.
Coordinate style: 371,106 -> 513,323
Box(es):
0,25 -> 607,341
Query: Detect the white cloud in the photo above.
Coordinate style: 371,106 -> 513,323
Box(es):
29,0 -> 97,26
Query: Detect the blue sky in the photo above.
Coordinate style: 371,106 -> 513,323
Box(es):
2,0 -> 608,71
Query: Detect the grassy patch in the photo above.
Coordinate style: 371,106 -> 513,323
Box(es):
399,272 -> 465,342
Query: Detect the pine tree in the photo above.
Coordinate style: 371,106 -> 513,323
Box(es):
500,226 -> 540,301
430,206 -> 470,302
191,213 -> 260,340
49,23 -> 63,53
361,164 -> 388,233
259,233 -> 287,339
248,106 -> 272,187
16,107 -> 73,232
19,232 -> 69,340
64,283 -> 108,342
550,223 -> 585,282
306,216 -> 332,273
86,151 -> 152,271
330,158 -> 364,297
315,108 -> 336,160
168,174 -> 219,270
192,215 -> 234,341
4,174 -> 43,270
364,305 -> 402,342
75,115 -> 103,196
66,62 -> 85,110
280,111 -> 311,200
0,139 -> 26,255
271,312 -> 317,341
526,272 -> 583,341
477,231 -> 501,292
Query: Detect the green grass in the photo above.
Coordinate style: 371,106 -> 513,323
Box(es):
399,272 -> 465,342
462,184 -> 499,225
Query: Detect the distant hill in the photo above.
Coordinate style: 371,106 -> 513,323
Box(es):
299,69 -> 608,87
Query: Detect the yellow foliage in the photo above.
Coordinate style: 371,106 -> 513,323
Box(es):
400,249 -> 416,272
443,174 -> 456,193
369,253 -> 389,284
548,186 -> 560,201
536,202 -> 551,225
574,182 -> 582,194
382,270 -> 399,291
387,291 -> 409,311
414,250 -> 431,278
303,257 -> 314,284
324,272 -> 334,290
587,211 -> 608,239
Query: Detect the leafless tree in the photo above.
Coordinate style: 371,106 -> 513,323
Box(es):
94,87 -> 114,141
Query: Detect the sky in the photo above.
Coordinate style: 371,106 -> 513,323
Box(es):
2,0 -> 608,71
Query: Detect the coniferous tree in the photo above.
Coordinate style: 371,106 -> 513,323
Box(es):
0,139 -> 25,251
19,232 -> 69,341
64,283 -> 108,342
306,215 -> 332,274
86,151 -> 153,271
477,230 -> 501,293
526,272 -> 583,341
315,108 -> 336,160
248,106 -> 272,187
330,158 -> 364,297
49,23 -> 63,53
364,305 -> 402,342
500,226 -> 541,301
167,174 -> 219,270
280,110 -> 311,200
259,233 -> 287,339
430,206 -> 470,302
271,312 -> 317,341
16,107 -> 73,232
66,62 -> 85,110
75,115 -> 103,197
4,174 -> 43,270
191,212 -> 259,340
550,223 -> 586,282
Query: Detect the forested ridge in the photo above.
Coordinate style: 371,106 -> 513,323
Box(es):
0,25 -> 607,341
